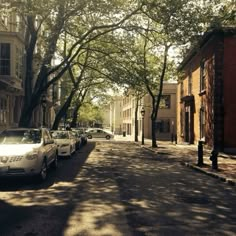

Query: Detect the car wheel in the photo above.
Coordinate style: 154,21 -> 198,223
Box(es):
87,135 -> 92,139
38,159 -> 47,182
106,135 -> 111,140
51,154 -> 58,169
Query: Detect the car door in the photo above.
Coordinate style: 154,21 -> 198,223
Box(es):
68,131 -> 76,152
43,130 -> 55,163
96,129 -> 103,138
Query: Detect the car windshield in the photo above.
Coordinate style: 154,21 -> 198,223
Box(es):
0,130 -> 41,144
51,131 -> 69,139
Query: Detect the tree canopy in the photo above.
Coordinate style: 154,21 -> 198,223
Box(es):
2,0 -> 235,130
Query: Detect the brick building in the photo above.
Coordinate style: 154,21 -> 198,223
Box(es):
177,27 -> 236,153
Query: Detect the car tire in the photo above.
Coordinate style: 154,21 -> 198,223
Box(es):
51,154 -> 58,169
38,159 -> 47,182
87,135 -> 92,139
106,135 -> 111,140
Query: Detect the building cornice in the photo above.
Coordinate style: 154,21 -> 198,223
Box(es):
178,26 -> 236,71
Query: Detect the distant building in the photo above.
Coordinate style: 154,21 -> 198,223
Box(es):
0,5 -> 25,130
103,96 -> 123,134
122,81 -> 177,141
144,82 -> 177,141
0,2 -> 58,130
122,95 -> 134,135
177,27 -> 236,153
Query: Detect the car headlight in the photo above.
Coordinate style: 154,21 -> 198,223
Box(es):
25,152 -> 38,160
0,156 -> 9,163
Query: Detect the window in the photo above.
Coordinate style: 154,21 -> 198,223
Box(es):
156,120 -> 170,133
200,107 -> 205,140
0,96 -> 7,124
188,72 -> 192,95
0,43 -> 10,75
180,109 -> 184,136
200,60 -> 206,91
180,82 -> 184,98
15,46 -> 23,79
159,95 -> 171,109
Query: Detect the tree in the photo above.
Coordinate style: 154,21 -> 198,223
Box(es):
53,34 -> 120,129
133,0 -> 228,147
11,0 -> 143,127
78,102 -> 104,127
84,30 -> 149,141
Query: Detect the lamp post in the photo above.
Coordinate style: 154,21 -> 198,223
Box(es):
41,94 -> 47,127
140,106 -> 145,145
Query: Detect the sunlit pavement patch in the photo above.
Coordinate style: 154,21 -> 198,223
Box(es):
141,143 -> 236,187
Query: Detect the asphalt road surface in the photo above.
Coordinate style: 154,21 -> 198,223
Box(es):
0,140 -> 235,236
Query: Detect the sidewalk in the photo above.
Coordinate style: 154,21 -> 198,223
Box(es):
114,135 -> 236,186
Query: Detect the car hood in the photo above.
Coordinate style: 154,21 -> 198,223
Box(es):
54,139 -> 71,144
0,144 -> 41,156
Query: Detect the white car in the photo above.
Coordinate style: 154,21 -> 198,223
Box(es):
0,128 -> 58,182
50,130 -> 76,158
85,128 -> 114,140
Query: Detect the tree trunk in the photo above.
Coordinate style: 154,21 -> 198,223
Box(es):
150,45 -> 169,148
134,98 -> 139,142
52,90 -> 76,130
70,103 -> 81,128
151,118 -> 157,147
18,92 -> 40,127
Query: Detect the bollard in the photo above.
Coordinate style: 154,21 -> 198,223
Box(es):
197,141 -> 204,166
210,149 -> 218,170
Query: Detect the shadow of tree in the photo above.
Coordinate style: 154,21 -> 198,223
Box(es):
0,141 -> 235,236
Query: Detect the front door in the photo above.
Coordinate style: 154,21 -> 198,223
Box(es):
185,111 -> 189,143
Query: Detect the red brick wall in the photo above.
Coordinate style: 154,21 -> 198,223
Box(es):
177,35 -> 221,147
223,36 -> 236,148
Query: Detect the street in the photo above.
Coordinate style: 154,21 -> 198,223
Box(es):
0,140 -> 235,236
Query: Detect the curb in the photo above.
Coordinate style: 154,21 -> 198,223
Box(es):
140,144 -> 235,187
183,162 -> 235,186
142,145 -> 158,154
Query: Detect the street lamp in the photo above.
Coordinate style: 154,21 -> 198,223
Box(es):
140,106 -> 145,145
41,94 -> 47,127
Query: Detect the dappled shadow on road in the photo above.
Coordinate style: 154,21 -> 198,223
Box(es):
0,141 -> 235,235
106,143 -> 236,235
0,141 -> 134,236
0,142 -> 118,235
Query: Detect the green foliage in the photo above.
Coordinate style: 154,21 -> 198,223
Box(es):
78,102 -> 104,125
3,0 -> 234,128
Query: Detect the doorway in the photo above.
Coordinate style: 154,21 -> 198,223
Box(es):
184,111 -> 189,143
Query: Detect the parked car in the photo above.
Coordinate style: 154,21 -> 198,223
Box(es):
71,130 -> 82,150
85,128 -> 114,140
72,128 -> 88,145
50,130 -> 76,158
0,127 -> 58,181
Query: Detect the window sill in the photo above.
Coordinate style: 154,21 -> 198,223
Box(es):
199,90 -> 206,96
199,137 -> 206,143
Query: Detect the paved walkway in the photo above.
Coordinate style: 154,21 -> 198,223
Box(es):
114,135 -> 236,186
